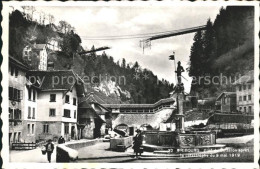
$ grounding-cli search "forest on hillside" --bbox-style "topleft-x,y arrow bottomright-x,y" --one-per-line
188,6 -> 254,98
81,46 -> 174,103
9,8 -> 173,104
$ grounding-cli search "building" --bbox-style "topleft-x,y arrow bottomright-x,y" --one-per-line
216,92 -> 237,113
207,113 -> 254,131
103,98 -> 175,115
197,97 -> 216,112
102,98 -> 176,133
77,101 -> 107,139
23,77 -> 40,143
23,44 -> 48,71
9,56 -> 28,145
234,70 -> 254,114
27,70 -> 85,141
47,37 -> 61,51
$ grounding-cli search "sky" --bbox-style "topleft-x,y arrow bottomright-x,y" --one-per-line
14,5 -> 222,93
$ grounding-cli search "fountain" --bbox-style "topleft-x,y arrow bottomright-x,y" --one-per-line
142,60 -> 225,153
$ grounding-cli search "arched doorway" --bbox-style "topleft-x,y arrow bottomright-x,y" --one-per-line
140,124 -> 153,131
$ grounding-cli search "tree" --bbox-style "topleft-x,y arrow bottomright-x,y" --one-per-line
121,58 -> 126,68
60,30 -> 82,57
202,19 -> 216,76
58,20 -> 71,34
48,14 -> 55,24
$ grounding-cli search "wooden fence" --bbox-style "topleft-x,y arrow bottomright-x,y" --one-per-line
12,142 -> 36,150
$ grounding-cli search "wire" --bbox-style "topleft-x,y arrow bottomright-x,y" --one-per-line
80,25 -> 206,40
80,28 -> 191,39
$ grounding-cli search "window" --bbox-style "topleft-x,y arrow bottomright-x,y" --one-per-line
50,94 -> 56,102
9,108 -> 13,119
248,84 -> 251,89
63,109 -> 70,118
244,107 -> 247,113
28,88 -> 32,100
32,124 -> 35,134
239,96 -> 242,101
9,87 -> 22,101
249,106 -> 252,113
15,68 -> 18,77
32,89 -> 36,101
64,124 -> 69,134
43,124 -> 49,133
243,85 -> 246,90
32,108 -> 35,119
65,95 -> 70,103
49,109 -> 56,117
28,107 -> 31,119
9,87 -> 13,100
248,95 -> 251,101
239,85 -> 242,91
239,107 -> 242,111
14,88 -> 18,100
10,66 -> 14,76
14,109 -> 21,120
74,110 -> 76,119
27,124 -> 30,134
222,97 -> 226,105
243,96 -> 247,101
73,98 -> 76,106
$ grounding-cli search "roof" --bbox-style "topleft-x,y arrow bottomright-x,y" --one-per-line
78,100 -> 106,123
78,101 -> 92,109
78,85 -> 121,104
32,44 -> 46,50
9,55 -> 29,71
83,92 -> 107,104
216,92 -> 236,101
197,97 -> 216,105
102,98 -> 175,109
234,70 -> 254,85
207,113 -> 254,124
27,70 -> 85,95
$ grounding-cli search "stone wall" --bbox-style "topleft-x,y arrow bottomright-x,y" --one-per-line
56,139 -> 102,162
113,109 -> 173,129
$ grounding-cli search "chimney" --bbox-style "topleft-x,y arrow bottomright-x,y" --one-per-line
47,62 -> 54,70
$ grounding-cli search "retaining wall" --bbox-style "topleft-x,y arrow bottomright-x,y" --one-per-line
56,139 -> 102,162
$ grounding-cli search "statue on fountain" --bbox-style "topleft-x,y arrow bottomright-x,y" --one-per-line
173,61 -> 185,94
175,61 -> 184,84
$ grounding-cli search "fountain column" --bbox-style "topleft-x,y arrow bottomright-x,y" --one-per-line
175,93 -> 185,133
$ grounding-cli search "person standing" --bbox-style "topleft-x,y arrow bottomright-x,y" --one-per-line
133,129 -> 143,158
58,136 -> 65,144
45,139 -> 54,163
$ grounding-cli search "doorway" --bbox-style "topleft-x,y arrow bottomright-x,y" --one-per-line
71,126 -> 75,139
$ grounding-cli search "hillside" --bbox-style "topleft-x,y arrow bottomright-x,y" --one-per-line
9,9 -> 173,104
188,6 -> 254,98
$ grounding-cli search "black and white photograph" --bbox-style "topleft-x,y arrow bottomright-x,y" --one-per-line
1,1 -> 259,168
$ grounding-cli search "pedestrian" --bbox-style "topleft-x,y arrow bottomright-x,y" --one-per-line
45,139 -> 54,163
58,136 -> 65,144
132,129 -> 143,158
